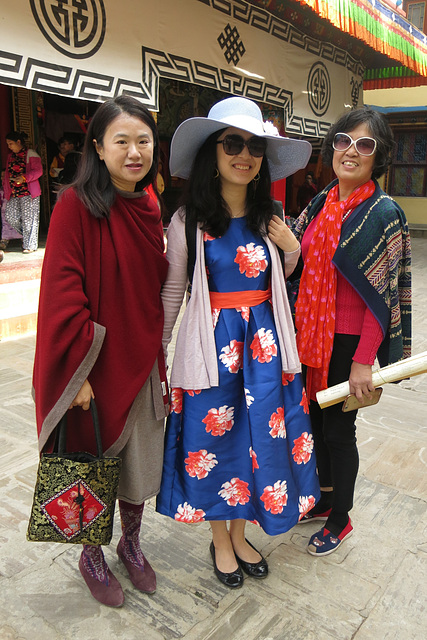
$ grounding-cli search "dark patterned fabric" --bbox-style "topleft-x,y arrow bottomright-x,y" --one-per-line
292,179 -> 412,367
27,453 -> 121,544
7,150 -> 30,197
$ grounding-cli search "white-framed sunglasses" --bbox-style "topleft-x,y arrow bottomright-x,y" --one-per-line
332,132 -> 377,157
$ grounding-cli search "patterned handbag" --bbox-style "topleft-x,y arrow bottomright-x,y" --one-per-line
27,399 -> 121,545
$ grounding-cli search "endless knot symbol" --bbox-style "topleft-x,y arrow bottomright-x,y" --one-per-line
307,62 -> 331,117
30,0 -> 106,59
218,24 -> 246,65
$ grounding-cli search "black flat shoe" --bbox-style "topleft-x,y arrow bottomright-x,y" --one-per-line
234,539 -> 268,579
210,541 -> 243,588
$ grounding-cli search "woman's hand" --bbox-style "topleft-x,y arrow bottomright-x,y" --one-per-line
268,215 -> 299,252
13,176 -> 24,185
348,361 -> 375,403
69,379 -> 94,411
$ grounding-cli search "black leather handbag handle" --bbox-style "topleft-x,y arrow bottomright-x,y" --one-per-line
54,398 -> 104,459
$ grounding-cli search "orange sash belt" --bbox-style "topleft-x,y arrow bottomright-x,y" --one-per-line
209,289 -> 271,309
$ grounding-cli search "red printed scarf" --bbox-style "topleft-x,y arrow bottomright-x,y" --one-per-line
295,179 -> 375,400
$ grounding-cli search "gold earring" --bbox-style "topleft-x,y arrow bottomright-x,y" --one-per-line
213,168 -> 219,179
252,173 -> 260,198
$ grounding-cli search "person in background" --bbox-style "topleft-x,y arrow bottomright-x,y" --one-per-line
297,171 -> 317,213
57,149 -> 82,185
2,131 -> 42,253
157,96 -> 320,588
33,96 -> 168,607
49,135 -> 75,178
292,106 -> 411,556
0,174 -> 23,250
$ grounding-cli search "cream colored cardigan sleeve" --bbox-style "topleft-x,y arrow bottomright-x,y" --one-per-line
161,209 -> 302,391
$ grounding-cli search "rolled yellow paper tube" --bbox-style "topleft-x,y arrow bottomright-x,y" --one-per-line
316,351 -> 427,409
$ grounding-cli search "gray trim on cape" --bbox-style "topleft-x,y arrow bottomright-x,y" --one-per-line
35,321 -> 106,453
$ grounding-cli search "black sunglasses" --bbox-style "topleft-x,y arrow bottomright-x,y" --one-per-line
332,132 -> 377,156
217,134 -> 267,158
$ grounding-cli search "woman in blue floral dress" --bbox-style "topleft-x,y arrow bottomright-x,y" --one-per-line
157,97 -> 320,588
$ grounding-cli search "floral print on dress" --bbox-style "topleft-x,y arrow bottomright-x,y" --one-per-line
186,389 -> 201,397
202,405 -> 234,436
251,328 -> 277,363
234,243 -> 268,278
237,307 -> 250,322
292,432 -> 314,464
260,480 -> 288,514
171,388 -> 183,414
157,217 -> 320,536
204,232 -> 216,241
282,372 -> 295,386
249,447 -> 259,471
244,388 -> 254,408
298,495 -> 316,520
212,308 -> 221,329
269,407 -> 286,439
174,502 -> 206,523
218,477 -> 250,506
300,388 -> 309,414
219,340 -> 244,373
185,450 -> 218,479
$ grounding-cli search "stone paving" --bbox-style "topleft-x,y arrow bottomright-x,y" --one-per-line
0,238 -> 46,341
0,238 -> 426,640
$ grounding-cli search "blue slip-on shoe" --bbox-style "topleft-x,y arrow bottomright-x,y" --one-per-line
307,519 -> 353,556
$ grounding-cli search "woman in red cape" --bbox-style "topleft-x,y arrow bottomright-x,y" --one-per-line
32,96 -> 168,607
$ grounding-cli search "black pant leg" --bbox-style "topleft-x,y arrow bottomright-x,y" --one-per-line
308,399 -> 332,487
309,334 -> 360,517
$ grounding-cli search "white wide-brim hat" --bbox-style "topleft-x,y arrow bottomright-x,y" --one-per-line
169,96 -> 312,182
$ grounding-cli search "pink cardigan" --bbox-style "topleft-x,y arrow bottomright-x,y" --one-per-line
161,208 -> 302,390
3,149 -> 43,200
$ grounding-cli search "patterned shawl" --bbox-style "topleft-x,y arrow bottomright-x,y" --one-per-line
292,178 -> 412,369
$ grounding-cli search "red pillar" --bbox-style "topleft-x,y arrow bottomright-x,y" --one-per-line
0,84 -> 12,170
271,177 -> 286,208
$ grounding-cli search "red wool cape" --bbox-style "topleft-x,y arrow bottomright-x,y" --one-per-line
33,188 -> 168,456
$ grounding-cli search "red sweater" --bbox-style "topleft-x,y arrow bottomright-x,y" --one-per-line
301,216 -> 383,365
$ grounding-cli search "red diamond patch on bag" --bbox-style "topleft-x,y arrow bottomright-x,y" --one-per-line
41,479 -> 107,540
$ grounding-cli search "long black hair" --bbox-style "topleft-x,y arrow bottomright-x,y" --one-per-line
72,96 -> 160,219
181,129 -> 274,237
321,107 -> 394,180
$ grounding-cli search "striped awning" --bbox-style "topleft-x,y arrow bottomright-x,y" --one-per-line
364,66 -> 427,88
250,0 -> 427,86
297,0 -> 427,76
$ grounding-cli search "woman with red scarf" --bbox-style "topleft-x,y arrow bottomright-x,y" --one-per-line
2,131 -> 42,252
33,96 -> 168,607
292,107 -> 411,556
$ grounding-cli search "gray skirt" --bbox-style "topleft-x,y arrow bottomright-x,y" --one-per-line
114,361 -> 166,505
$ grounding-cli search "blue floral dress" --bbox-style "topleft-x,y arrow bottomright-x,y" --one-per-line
157,218 -> 320,535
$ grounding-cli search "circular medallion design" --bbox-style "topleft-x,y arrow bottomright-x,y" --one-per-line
307,62 -> 331,117
30,0 -> 106,59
